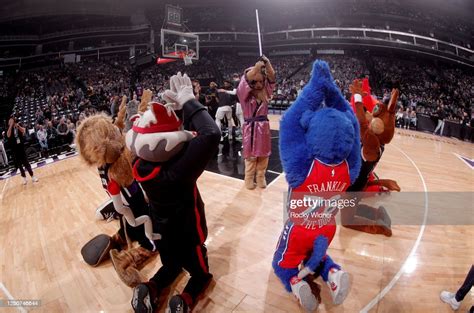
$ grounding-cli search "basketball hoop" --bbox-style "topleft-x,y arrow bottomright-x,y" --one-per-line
183,50 -> 195,66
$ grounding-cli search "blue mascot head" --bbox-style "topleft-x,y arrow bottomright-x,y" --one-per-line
279,60 -> 361,188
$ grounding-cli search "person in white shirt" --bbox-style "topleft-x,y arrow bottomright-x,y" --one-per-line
218,80 -> 244,141
36,124 -> 48,156
0,131 -> 8,167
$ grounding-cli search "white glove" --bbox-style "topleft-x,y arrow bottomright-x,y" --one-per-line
162,72 -> 194,110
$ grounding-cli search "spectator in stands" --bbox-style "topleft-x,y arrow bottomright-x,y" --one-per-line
403,108 -> 410,129
205,82 -> 219,119
56,117 -> 70,145
67,119 -> 76,142
220,75 -> 244,141
46,120 -> 57,148
433,105 -> 446,136
6,116 -> 38,185
410,109 -> 417,128
109,96 -> 120,118
396,107 -> 404,127
0,131 -> 8,167
125,93 -> 139,132
36,124 -> 48,157
35,109 -> 45,125
192,80 -> 206,106
460,111 -> 471,141
216,80 -> 235,141
76,113 -> 86,128
44,106 -> 52,121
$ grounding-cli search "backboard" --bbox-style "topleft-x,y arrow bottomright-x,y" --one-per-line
161,28 -> 199,60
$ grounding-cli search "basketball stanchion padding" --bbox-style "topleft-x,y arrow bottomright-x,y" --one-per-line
81,234 -> 114,266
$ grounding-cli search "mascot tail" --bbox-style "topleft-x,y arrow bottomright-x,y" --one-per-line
297,235 -> 328,279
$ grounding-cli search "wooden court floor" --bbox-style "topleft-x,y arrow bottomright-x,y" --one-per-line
0,114 -> 473,312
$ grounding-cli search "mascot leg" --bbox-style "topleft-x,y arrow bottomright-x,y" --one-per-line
132,240 -> 183,312
131,265 -> 182,313
357,204 -> 392,228
272,229 -> 318,311
110,246 -> 158,288
244,158 -> 257,190
272,260 -> 318,312
341,204 -> 392,237
256,156 -> 269,188
169,244 -> 214,312
320,255 -> 350,305
110,217 -> 159,288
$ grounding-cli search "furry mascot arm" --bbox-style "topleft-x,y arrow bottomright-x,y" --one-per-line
114,95 -> 127,130
297,236 -> 328,279
237,61 -> 264,102
349,79 -> 381,164
280,61 -> 331,188
261,55 -> 276,83
237,58 -> 275,104
349,80 -> 369,137
163,99 -> 221,182
161,73 -> 221,182
138,90 -> 153,114
325,76 -> 361,183
107,178 -> 161,243
345,108 -> 362,184
367,178 -> 401,191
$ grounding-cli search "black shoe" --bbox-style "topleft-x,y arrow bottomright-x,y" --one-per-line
96,201 -> 120,222
168,295 -> 189,313
131,283 -> 155,313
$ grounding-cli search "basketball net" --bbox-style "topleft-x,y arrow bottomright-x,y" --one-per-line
183,50 -> 195,66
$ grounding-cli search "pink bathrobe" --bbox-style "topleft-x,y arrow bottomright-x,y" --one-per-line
237,75 -> 275,159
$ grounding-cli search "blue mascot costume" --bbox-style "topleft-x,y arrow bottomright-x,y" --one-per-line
272,60 -> 361,311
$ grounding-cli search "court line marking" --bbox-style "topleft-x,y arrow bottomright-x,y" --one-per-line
267,170 -> 282,175
453,153 -> 474,170
0,151 -> 79,181
0,282 -> 27,313
204,170 -> 243,182
360,145 -> 429,313
267,173 -> 283,188
204,169 -> 284,188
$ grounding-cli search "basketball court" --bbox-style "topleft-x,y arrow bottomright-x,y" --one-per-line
1,114 -> 472,312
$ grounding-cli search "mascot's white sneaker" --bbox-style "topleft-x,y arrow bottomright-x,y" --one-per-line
327,268 -> 350,305
290,276 -> 318,312
440,291 -> 460,310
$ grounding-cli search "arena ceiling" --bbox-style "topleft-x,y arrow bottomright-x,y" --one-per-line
0,0 -> 472,23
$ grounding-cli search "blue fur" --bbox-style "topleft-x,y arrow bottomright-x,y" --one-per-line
274,60 -> 359,295
305,235 -> 328,271
272,235 -> 340,291
279,60 -> 361,187
272,258 -> 299,292
321,255 -> 340,282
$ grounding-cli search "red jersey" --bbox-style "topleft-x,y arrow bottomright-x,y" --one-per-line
288,158 -> 351,229
275,159 -> 351,268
